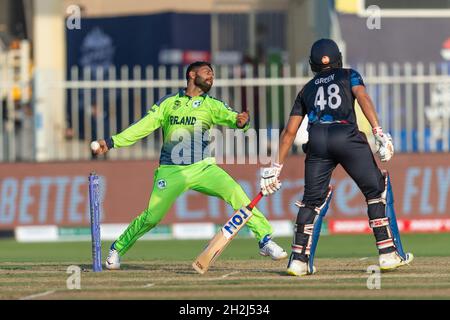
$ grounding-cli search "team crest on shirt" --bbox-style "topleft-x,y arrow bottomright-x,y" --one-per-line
192,100 -> 202,108
173,100 -> 181,110
157,179 -> 167,189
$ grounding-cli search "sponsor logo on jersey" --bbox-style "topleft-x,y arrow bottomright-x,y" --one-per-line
173,100 -> 181,110
192,100 -> 202,108
169,116 -> 197,125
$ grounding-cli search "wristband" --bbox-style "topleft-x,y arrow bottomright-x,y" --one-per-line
105,137 -> 115,149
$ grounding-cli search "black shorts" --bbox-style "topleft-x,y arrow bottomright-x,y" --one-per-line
302,123 -> 384,206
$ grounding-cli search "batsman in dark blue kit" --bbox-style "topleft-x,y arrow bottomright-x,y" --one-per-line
260,39 -> 414,276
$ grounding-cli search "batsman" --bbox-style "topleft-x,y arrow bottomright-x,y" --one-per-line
92,61 -> 287,269
260,39 -> 413,276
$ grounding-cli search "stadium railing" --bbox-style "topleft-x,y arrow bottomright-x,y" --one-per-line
0,62 -> 449,162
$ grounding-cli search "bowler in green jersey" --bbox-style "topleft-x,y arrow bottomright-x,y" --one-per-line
93,61 -> 287,270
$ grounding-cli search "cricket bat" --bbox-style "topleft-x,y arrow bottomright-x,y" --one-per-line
192,192 -> 264,274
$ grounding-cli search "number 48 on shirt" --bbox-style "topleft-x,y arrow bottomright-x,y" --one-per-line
314,84 -> 342,110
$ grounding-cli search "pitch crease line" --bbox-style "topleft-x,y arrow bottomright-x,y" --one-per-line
221,271 -> 240,278
19,290 -> 56,300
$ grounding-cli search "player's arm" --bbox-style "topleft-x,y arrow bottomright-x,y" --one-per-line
211,99 -> 250,131
352,85 -> 380,128
93,103 -> 164,155
351,70 -> 393,161
260,90 -> 305,196
277,115 -> 303,165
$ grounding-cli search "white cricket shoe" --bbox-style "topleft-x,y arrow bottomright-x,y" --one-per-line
379,251 -> 414,271
105,243 -> 121,270
286,257 -> 316,276
259,239 -> 288,260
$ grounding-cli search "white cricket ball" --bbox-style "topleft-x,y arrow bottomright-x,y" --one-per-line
90,141 -> 100,151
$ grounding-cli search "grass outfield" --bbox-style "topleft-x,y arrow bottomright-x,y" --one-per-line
0,233 -> 450,300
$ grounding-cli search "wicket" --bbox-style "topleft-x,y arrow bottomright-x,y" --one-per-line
88,172 -> 102,272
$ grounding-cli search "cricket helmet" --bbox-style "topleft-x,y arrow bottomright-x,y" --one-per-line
309,39 -> 342,73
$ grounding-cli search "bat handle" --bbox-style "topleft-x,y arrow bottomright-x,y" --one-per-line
247,192 -> 264,210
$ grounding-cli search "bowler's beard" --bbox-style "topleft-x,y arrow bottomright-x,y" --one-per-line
194,75 -> 212,93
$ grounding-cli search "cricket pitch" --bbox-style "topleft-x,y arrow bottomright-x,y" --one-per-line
1,257 -> 450,300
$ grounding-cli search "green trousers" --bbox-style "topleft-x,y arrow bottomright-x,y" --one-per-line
114,158 -> 273,255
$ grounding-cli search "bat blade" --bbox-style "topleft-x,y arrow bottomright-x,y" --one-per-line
192,232 -> 231,274
192,192 -> 263,274
192,207 -> 253,274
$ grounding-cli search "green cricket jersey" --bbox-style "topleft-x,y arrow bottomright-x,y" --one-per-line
108,89 -> 249,165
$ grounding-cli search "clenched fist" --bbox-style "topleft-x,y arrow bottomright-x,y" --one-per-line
236,111 -> 250,128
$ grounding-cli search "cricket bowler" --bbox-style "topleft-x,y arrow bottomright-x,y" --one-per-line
92,61 -> 287,269
260,39 -> 413,276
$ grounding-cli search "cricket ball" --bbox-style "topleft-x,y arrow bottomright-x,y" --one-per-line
90,141 -> 100,151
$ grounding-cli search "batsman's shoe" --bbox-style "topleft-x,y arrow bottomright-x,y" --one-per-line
379,251 -> 414,271
259,236 -> 288,260
286,258 -> 316,276
105,242 -> 121,270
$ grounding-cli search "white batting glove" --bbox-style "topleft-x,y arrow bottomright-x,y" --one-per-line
373,127 -> 394,162
260,163 -> 283,196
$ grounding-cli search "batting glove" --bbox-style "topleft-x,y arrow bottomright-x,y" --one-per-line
373,127 -> 394,162
260,163 -> 283,196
